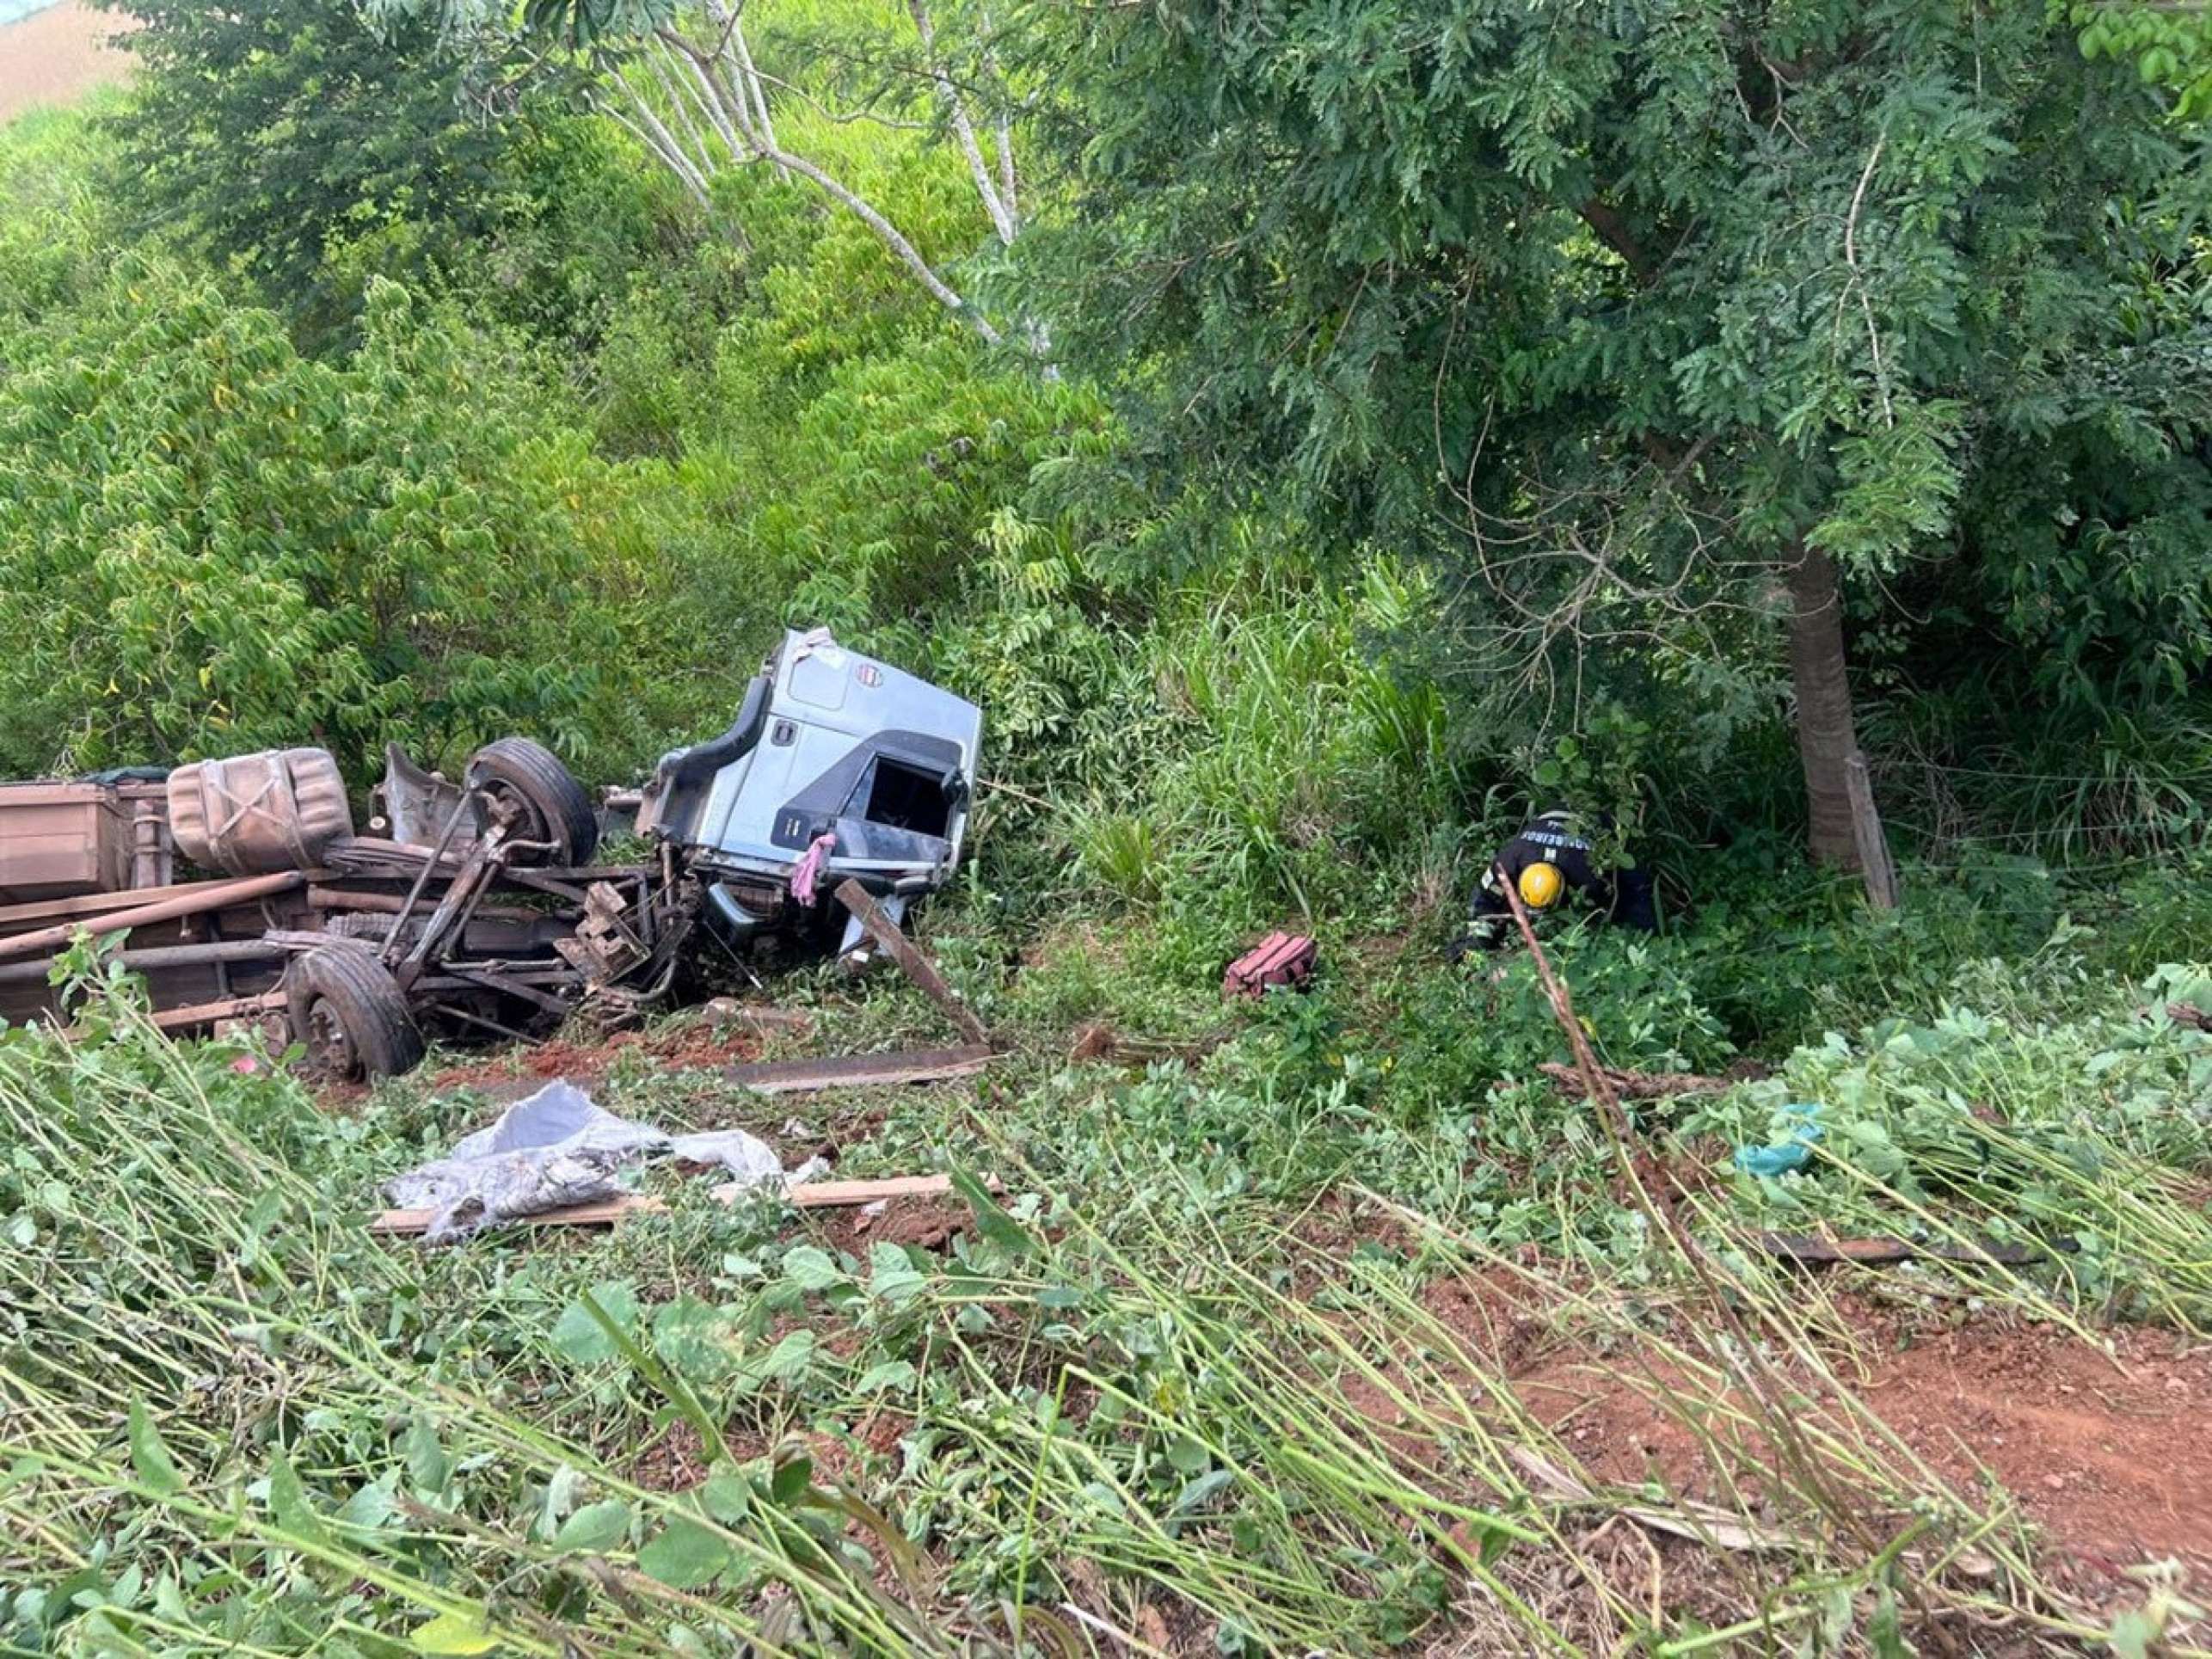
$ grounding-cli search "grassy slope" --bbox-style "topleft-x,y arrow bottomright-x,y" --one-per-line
3,901 -> 2209,1655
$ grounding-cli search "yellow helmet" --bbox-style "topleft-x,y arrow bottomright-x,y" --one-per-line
1517,861 -> 1565,910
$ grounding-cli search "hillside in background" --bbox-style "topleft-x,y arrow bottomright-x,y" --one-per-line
0,1 -> 129,122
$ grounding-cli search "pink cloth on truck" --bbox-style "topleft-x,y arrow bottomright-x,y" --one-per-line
790,832 -> 839,906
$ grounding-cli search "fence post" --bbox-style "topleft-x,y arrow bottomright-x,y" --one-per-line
1844,751 -> 1900,910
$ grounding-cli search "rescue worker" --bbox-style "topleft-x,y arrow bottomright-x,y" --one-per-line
1450,807 -> 1657,956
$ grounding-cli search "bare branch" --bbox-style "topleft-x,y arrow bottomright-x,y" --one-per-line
907,0 -> 1017,243
603,68 -> 714,209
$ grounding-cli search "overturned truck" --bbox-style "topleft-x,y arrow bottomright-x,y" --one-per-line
0,630 -> 982,1078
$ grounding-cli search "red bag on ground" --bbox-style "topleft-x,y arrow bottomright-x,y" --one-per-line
1223,931 -> 1318,998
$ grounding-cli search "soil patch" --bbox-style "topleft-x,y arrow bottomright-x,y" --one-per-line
1505,1310 -> 2212,1588
0,1 -> 132,122
427,1019 -> 763,1093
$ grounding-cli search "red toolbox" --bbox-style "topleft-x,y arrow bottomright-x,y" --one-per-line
1223,931 -> 1318,998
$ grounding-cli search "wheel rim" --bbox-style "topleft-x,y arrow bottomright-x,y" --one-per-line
304,996 -> 358,1075
481,778 -> 554,848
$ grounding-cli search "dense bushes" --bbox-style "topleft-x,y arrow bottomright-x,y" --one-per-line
0,261 -> 643,777
4,0 -> 2209,982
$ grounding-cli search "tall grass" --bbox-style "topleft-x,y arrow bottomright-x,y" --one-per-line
7,946 -> 2211,1653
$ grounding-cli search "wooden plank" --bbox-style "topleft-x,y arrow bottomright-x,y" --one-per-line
833,878 -> 991,1046
722,1044 -> 992,1096
151,992 -> 286,1032
759,1173 -> 964,1207
369,1195 -> 667,1235
370,1173 -> 990,1236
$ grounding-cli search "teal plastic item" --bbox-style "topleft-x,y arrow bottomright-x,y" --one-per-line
1735,1101 -> 1825,1177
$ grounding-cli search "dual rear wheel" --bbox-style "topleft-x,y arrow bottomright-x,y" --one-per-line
287,736 -> 595,1079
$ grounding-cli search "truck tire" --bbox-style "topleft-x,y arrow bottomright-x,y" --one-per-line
467,737 -> 599,867
287,946 -> 425,1079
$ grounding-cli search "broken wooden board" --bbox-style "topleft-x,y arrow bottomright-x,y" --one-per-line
1537,1061 -> 1747,1100
710,1172 -> 968,1207
833,878 -> 992,1047
369,1172 -> 980,1235
722,1044 -> 992,1096
1750,1231 -> 2040,1267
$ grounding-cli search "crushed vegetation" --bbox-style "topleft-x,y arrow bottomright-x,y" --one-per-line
5,884 -> 2211,1653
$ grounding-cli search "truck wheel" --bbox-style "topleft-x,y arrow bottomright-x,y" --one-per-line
467,737 -> 599,866
287,947 -> 424,1079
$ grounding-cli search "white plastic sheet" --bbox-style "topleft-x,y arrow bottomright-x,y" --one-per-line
384,1078 -> 820,1243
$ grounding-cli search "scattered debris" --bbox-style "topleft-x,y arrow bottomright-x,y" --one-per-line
1501,1443 -> 1802,1554
380,1078 -> 827,1243
1733,1102 -> 1826,1177
1538,1061 -> 1742,1100
702,997 -> 817,1038
723,1045 -> 993,1096
1067,1020 -> 1233,1069
1223,931 -> 1317,999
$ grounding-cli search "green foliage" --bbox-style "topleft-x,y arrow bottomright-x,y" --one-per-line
2069,0 -> 2212,121
0,261 -> 644,777
101,0 -> 532,339
1021,0 -> 2212,846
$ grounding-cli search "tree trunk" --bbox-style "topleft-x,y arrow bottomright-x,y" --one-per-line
1785,539 -> 1868,868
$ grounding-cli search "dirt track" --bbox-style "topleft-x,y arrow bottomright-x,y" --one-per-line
0,1 -> 132,125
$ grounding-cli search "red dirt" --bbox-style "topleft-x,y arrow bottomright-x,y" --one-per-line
808,1194 -> 970,1259
0,2 -> 133,123
1398,1263 -> 2212,1594
427,1019 -> 762,1093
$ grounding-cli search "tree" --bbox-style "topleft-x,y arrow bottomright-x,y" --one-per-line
367,0 -> 1036,350
1023,0 -> 2212,868
0,264 -> 634,777
102,0 -> 529,335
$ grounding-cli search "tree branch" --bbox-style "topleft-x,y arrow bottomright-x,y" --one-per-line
907,0 -> 1017,244
1576,196 -> 1655,284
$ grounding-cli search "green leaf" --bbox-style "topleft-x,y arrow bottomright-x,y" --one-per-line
770,1452 -> 814,1506
267,1450 -> 329,1549
552,1498 -> 635,1552
403,1415 -> 450,1494
652,1294 -> 737,1383
128,1399 -> 184,1496
550,1281 -> 638,1365
855,1359 -> 918,1395
734,1330 -> 816,1394
701,1462 -> 753,1524
1166,1435 -> 1211,1476
411,1610 -> 499,1655
637,1516 -> 734,1589
866,1241 -> 926,1305
951,1168 -> 1035,1258
780,1245 -> 844,1292
1174,1469 -> 1235,1514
